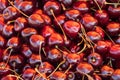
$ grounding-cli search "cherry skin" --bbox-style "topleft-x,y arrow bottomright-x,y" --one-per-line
0,0 -> 8,13
111,69 -> 120,80
0,20 -> 4,33
49,71 -> 66,80
2,24 -> 14,38
33,9 -> 43,15
73,1 -> 90,14
29,34 -> 45,51
48,32 -> 64,47
41,14 -> 52,25
106,22 -> 120,37
66,71 -> 75,80
14,17 -> 28,32
94,10 -> 109,26
101,65 -> 114,78
109,44 -> 120,59
43,0 -> 61,16
28,53 -> 41,68
34,73 -> 47,80
0,35 -> 6,48
63,20 -> 81,38
81,14 -> 98,31
58,0 -> 74,7
65,9 -> 81,20
28,14 -> 45,28
94,26 -> 105,38
87,52 -> 103,67
22,64 -> 31,72
41,25 -> 55,39
1,75 -> 17,80
21,44 -> 32,58
87,31 -> 102,43
93,74 -> 102,80
38,62 -> 54,75
18,1 -> 35,15
22,68 -> 36,80
14,0 -> 23,8
3,6 -> 19,21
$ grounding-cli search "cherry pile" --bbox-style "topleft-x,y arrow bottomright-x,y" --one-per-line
0,0 -> 120,80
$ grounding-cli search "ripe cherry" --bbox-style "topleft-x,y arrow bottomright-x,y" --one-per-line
0,35 -> 6,48
111,69 -> 120,80
0,0 -> 8,13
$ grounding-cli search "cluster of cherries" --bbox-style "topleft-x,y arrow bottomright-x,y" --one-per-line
0,0 -> 120,80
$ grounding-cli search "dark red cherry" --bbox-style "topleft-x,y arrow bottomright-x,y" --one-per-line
0,14 -> 4,22
58,0 -> 74,7
101,65 -> 114,77
14,17 -> 28,32
87,52 -> 103,67
0,21 -> 4,34
21,44 -> 32,58
76,62 -> 94,74
106,22 -> 120,36
94,10 -> 109,26
63,20 -> 81,38
28,14 -> 45,28
43,1 -> 61,16
65,9 -> 81,20
18,1 -> 34,15
6,37 -> 20,49
41,14 -> 52,25
14,0 -> 23,8
21,27 -> 37,38
0,62 -> 11,76
33,9 -> 43,15
0,0 -> 8,13
34,73 -> 47,80
9,54 -> 24,69
0,35 -> 6,48
29,34 -> 45,51
3,6 -> 19,21
48,32 -> 64,46
87,31 -> 102,43
108,6 -> 120,18
22,68 -> 36,80
73,1 -> 90,14
1,75 -> 17,80
111,69 -> 120,80
28,53 -> 41,67
47,48 -> 62,62
2,24 -> 14,38
38,62 -> 54,75
41,25 -> 55,38
54,14 -> 66,29
109,44 -> 120,59
49,71 -> 66,80
93,74 -> 102,80
81,14 -> 98,31
95,26 -> 105,38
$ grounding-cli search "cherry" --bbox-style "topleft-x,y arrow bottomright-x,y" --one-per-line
0,21 -> 5,33
87,52 -> 103,67
18,1 -> 35,15
93,74 -> 102,80
63,20 -> 81,38
94,10 -> 109,26
2,24 -> 14,38
81,14 -> 98,31
48,32 -> 64,46
87,31 -> 102,43
106,22 -> 120,37
76,62 -> 94,74
0,35 -> 6,48
34,73 -> 47,80
73,1 -> 90,14
109,44 -> 120,59
21,44 -> 32,58
95,26 -> 105,38
41,25 -> 55,39
54,14 -> 66,29
0,62 -> 11,76
49,71 -> 66,80
41,14 -> 52,25
101,65 -> 114,78
33,9 -> 43,15
58,0 -> 74,7
38,62 -> 54,75
3,6 -> 20,21
43,1 -> 61,16
14,17 -> 28,32
22,68 -> 36,80
22,64 -> 31,72
14,0 -> 23,8
0,0 -> 8,13
65,9 -> 81,21
111,69 -> 120,80
28,13 -> 45,28
1,75 -> 17,80
28,53 -> 41,68
47,48 -> 62,62
29,34 -> 45,51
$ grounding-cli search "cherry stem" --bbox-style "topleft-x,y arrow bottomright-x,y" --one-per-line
82,74 -> 85,80
93,0 -> 101,10
42,48 -> 46,56
50,9 -> 67,41
61,3 -> 66,11
8,0 -> 29,18
47,60 -> 66,78
77,39 -> 83,46
62,64 -> 72,77
77,42 -> 87,54
39,42 -> 43,68
7,20 -> 15,24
